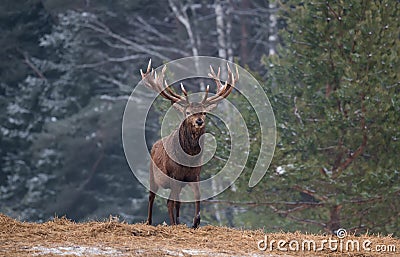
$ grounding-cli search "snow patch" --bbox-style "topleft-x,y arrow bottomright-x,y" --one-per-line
30,245 -> 125,256
28,245 -> 287,256
276,166 -> 286,175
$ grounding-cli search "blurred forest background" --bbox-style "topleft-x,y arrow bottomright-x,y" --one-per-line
0,0 -> 399,236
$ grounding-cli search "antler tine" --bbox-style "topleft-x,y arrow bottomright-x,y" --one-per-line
204,63 -> 239,105
226,62 -> 231,74
140,60 -> 185,103
208,65 -> 224,91
216,67 -> 222,90
140,59 -> 151,78
180,83 -> 187,96
209,65 -> 215,76
161,65 -> 188,104
164,81 -> 183,100
161,63 -> 166,75
202,85 -> 210,103
159,64 -> 186,102
147,58 -> 152,73
226,63 -> 239,83
226,63 -> 239,88
180,83 -> 189,103
151,68 -> 155,80
207,66 -> 214,81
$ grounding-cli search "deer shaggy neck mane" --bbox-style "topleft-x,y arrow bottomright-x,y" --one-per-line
178,119 -> 205,156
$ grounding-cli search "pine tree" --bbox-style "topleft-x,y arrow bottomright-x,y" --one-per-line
258,0 -> 399,234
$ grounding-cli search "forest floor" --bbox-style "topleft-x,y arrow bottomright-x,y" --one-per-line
0,214 -> 398,257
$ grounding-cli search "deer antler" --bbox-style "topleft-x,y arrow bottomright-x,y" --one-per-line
140,59 -> 189,105
203,63 -> 239,105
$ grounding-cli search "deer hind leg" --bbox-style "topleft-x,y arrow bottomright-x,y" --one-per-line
167,198 -> 175,225
167,184 -> 182,225
190,182 -> 201,228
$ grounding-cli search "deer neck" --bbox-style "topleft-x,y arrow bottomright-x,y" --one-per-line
178,123 -> 204,156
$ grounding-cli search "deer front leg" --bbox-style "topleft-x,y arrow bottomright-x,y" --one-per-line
175,200 -> 181,225
190,182 -> 201,228
146,166 -> 158,225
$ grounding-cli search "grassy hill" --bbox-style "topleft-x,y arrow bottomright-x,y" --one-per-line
0,214 -> 398,256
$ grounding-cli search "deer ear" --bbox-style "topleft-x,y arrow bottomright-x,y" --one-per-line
204,103 -> 218,112
172,102 -> 185,113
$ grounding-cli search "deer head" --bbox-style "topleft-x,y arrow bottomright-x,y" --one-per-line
140,59 -> 239,132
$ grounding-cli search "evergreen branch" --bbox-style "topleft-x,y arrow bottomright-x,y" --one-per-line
292,185 -> 328,201
269,204 -> 308,215
21,51 -> 47,81
333,94 -> 367,178
344,196 -> 383,205
285,214 -> 327,228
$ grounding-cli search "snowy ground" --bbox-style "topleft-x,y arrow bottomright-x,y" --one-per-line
28,245 -> 286,256
29,245 -> 219,256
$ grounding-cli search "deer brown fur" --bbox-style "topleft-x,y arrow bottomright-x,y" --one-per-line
140,60 -> 238,228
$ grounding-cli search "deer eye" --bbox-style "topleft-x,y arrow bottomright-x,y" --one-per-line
202,112 -> 207,116
186,111 -> 190,115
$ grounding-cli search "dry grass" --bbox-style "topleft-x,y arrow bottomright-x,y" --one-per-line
0,213 -> 398,256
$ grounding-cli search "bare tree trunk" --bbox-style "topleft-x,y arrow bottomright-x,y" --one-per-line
240,0 -> 249,64
327,205 -> 342,233
214,0 -> 239,224
226,0 -> 233,62
189,3 -> 205,90
190,4 -> 202,56
168,0 -> 201,90
169,0 -> 199,57
215,0 -> 227,60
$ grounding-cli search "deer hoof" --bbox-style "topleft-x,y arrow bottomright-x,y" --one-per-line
192,214 -> 201,229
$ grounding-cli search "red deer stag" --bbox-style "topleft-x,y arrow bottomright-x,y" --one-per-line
140,60 -> 238,228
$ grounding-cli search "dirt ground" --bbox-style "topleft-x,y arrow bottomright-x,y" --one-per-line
0,214 -> 398,256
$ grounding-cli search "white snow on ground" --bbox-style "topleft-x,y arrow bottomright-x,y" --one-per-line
30,245 -> 125,256
28,245 -> 291,256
